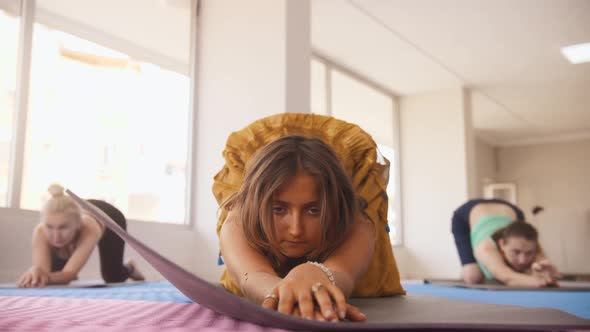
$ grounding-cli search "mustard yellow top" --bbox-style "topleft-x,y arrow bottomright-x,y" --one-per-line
212,113 -> 405,297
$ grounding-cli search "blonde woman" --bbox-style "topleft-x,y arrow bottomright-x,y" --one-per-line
17,184 -> 144,287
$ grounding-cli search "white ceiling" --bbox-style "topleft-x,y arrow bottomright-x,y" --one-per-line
34,0 -> 191,74
311,0 -> 590,146
4,0 -> 588,146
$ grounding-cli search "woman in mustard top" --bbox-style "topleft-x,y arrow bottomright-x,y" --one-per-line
214,113 -> 405,322
218,135 -> 373,322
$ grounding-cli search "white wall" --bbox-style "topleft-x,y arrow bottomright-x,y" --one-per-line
394,88 -> 473,279
192,0 -> 310,281
474,137 -> 497,196
496,139 -> 590,273
0,0 -> 311,283
0,208 -> 199,282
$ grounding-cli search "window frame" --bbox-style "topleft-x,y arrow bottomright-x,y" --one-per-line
312,52 -> 404,246
0,0 -> 199,227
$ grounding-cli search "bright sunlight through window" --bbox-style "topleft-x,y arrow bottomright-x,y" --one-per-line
19,23 -> 190,223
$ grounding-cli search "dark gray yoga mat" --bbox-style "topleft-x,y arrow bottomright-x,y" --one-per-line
67,189 -> 590,331
425,278 -> 590,291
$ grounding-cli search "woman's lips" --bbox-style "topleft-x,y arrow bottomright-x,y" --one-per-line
284,240 -> 305,245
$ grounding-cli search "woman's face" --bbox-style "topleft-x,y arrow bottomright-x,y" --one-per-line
43,212 -> 79,248
271,173 -> 323,259
499,236 -> 537,272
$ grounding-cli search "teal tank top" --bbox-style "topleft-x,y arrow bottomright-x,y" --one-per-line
470,215 -> 513,279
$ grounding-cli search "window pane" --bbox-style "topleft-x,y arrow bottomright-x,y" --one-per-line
331,70 -> 394,146
311,59 -> 327,115
378,144 -> 401,245
0,8 -> 20,207
21,1 -> 191,224
331,70 -> 401,244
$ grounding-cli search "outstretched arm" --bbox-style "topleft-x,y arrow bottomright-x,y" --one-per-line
220,211 -> 371,321
320,217 -> 375,296
17,225 -> 52,287
279,217 -> 375,321
263,215 -> 373,322
219,210 -> 281,304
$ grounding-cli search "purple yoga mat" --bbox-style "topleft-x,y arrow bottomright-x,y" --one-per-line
66,189 -> 590,331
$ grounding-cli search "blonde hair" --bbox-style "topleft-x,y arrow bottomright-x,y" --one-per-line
41,183 -> 82,224
222,135 -> 361,269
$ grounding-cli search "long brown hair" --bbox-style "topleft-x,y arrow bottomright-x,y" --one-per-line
492,221 -> 539,244
222,135 -> 361,268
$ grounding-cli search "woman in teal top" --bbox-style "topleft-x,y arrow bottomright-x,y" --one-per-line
470,215 -> 513,279
471,214 -> 560,287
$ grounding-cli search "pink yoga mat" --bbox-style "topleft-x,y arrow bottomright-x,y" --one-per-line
65,189 -> 590,331
0,296 -> 288,332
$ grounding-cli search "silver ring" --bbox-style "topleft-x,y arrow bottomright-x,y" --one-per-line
311,282 -> 324,294
264,293 -> 278,302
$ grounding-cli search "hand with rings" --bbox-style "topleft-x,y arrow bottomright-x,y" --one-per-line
260,264 -> 367,322
311,282 -> 324,294
260,263 -> 345,322
264,293 -> 279,303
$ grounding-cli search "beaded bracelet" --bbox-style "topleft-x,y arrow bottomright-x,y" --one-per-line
307,261 -> 336,285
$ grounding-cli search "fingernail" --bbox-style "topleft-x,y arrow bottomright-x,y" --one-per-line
331,317 -> 339,322
325,310 -> 333,318
305,316 -> 313,320
339,310 -> 346,319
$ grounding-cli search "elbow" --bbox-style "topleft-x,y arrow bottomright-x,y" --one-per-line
461,264 -> 484,284
463,273 -> 483,284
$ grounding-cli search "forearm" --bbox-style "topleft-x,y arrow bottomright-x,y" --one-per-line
494,270 -> 521,285
321,221 -> 374,297
239,271 -> 282,304
47,270 -> 77,285
326,269 -> 354,297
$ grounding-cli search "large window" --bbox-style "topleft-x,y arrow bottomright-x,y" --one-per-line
0,6 -> 20,207
1,0 -> 195,224
311,56 -> 403,245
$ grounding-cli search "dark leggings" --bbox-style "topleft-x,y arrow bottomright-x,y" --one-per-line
87,199 -> 131,283
451,198 -> 525,266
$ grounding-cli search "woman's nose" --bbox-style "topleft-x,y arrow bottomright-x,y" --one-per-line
288,213 -> 303,236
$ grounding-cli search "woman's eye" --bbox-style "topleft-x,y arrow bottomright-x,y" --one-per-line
272,206 -> 285,214
307,207 -> 320,215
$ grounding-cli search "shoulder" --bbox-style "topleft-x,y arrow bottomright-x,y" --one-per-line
355,213 -> 375,233
80,214 -> 104,239
32,223 -> 48,241
474,237 -> 497,253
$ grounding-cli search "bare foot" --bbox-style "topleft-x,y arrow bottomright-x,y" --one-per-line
126,259 -> 145,281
